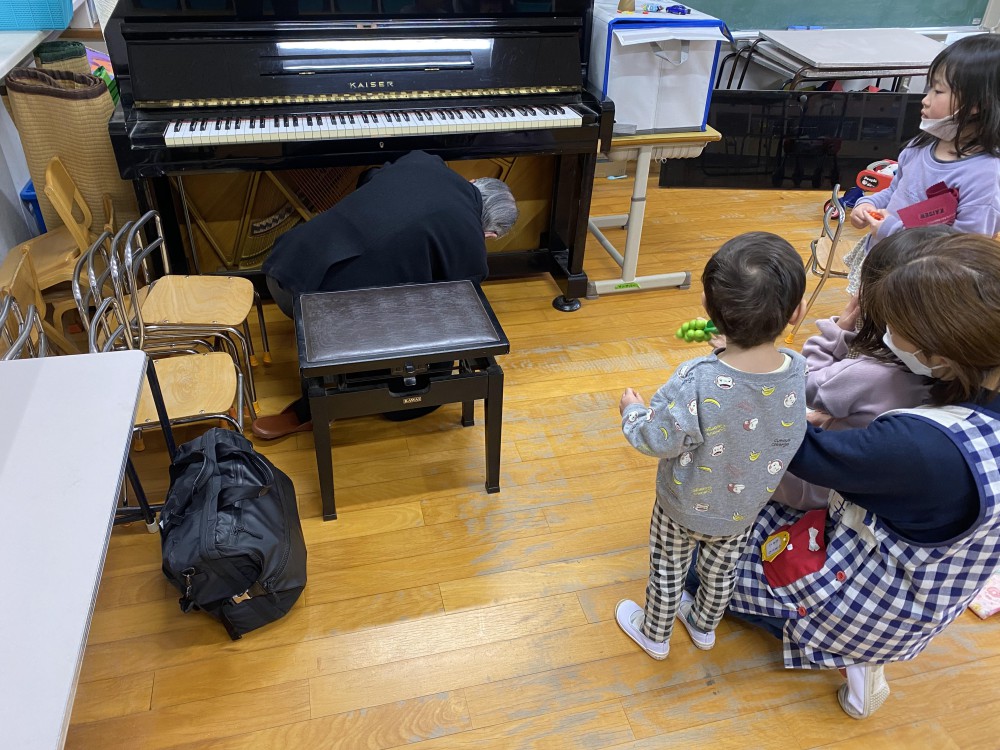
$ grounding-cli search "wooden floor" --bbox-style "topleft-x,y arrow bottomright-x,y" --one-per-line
67,173 -> 999,749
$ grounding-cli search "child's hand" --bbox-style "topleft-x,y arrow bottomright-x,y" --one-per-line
836,296 -> 861,331
850,203 -> 882,229
807,409 -> 834,429
620,388 -> 645,415
850,203 -> 887,230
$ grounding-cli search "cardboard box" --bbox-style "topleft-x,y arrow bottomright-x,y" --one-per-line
589,1 -> 726,133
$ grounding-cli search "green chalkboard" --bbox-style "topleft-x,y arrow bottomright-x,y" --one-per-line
689,1 -> 989,31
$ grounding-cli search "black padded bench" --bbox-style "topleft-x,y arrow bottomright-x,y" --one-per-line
293,281 -> 509,520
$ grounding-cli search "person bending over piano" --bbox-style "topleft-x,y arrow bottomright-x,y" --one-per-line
252,149 -> 518,440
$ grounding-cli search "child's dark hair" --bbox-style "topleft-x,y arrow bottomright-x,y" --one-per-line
702,231 -> 805,348
865,233 -> 1000,404
911,33 -> 1000,157
852,225 -> 961,358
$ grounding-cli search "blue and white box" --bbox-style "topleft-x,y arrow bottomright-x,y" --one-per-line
589,1 -> 726,132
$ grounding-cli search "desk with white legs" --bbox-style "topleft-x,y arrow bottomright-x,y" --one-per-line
0,350 -> 147,750
587,127 -> 722,298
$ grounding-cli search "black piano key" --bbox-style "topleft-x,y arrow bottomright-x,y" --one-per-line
274,116 -> 280,127
339,114 -> 346,124
362,113 -> 369,123
224,119 -> 231,130
215,120 -> 222,130
307,115 -> 313,126
250,117 -> 255,129
402,112 -> 410,121
283,116 -> 290,127
173,121 -> 182,132
292,115 -> 299,126
260,116 -> 266,128
200,120 -> 208,131
234,118 -> 241,129
393,112 -> 401,122
349,114 -> 355,123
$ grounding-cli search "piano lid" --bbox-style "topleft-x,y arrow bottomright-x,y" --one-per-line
109,0 -> 595,23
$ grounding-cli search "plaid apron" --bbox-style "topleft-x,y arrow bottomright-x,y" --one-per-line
729,404 -> 1000,669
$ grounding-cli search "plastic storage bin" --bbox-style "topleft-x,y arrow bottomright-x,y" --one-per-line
20,181 -> 47,235
0,0 -> 74,31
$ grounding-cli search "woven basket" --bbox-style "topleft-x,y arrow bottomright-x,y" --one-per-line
4,67 -> 136,232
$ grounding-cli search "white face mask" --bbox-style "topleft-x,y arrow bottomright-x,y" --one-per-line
883,326 -> 940,378
919,114 -> 960,141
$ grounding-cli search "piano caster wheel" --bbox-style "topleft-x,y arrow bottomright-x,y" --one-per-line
552,295 -> 581,312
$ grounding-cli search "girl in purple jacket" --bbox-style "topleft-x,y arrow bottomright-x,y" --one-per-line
774,226 -> 958,510
844,34 -> 1000,294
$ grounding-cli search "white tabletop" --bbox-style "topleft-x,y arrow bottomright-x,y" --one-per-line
0,0 -> 92,79
760,28 -> 944,69
0,350 -> 146,750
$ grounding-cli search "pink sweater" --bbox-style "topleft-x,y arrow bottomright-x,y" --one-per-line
773,317 -> 932,509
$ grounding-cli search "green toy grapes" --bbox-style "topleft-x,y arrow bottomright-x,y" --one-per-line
675,318 -> 718,343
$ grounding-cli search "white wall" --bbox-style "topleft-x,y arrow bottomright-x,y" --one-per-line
0,97 -> 33,265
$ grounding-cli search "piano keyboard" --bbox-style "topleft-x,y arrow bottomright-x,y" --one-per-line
164,104 -> 583,146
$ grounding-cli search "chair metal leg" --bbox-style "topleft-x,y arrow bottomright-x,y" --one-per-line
244,319 -> 257,367
785,264 -> 835,344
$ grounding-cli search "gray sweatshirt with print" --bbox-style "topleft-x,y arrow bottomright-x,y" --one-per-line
622,350 -> 807,537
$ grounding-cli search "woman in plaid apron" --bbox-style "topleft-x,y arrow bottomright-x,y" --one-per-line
725,233 -> 1000,719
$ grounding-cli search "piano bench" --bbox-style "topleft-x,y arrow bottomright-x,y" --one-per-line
293,281 -> 510,520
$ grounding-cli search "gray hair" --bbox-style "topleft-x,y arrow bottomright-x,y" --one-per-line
471,177 -> 518,238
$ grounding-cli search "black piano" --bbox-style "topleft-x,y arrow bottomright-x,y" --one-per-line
105,0 -> 613,310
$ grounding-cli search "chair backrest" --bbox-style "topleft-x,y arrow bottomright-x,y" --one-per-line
120,210 -> 172,285
43,156 -> 94,253
86,296 -> 135,355
813,184 -> 849,277
0,293 -> 47,360
72,230 -> 115,332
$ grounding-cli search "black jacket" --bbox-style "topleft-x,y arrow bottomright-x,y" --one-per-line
262,151 -> 489,294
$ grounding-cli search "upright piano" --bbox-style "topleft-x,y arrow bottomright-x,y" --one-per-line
105,0 -> 613,309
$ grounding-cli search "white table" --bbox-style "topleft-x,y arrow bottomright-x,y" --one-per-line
0,350 -> 146,750
587,127 -> 722,298
746,29 -> 944,91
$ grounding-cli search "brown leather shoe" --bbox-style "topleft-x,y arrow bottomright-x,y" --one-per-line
251,405 -> 313,440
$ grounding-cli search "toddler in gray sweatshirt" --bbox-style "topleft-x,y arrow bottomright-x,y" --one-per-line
615,231 -> 808,660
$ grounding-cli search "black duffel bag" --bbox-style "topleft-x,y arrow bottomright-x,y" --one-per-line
160,428 -> 307,639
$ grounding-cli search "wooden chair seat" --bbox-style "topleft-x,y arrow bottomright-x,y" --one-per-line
812,234 -> 852,278
133,351 -> 238,425
140,275 -> 255,326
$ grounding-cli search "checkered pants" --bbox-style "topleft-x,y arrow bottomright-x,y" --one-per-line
642,501 -> 752,642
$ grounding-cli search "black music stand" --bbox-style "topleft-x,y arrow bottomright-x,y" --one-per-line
294,281 -> 509,520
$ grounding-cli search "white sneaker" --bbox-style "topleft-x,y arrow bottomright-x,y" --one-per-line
615,599 -> 669,660
676,590 -> 716,650
838,663 -> 890,719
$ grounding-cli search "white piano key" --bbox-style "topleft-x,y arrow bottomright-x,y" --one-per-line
163,103 -> 583,146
